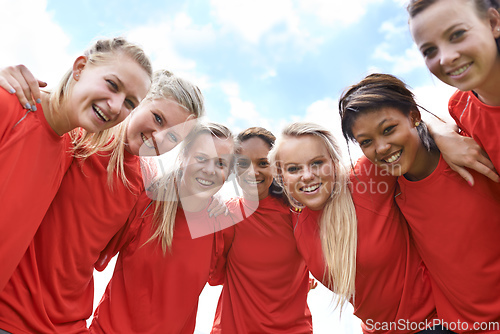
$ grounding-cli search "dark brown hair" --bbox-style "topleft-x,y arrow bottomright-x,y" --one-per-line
338,73 -> 438,152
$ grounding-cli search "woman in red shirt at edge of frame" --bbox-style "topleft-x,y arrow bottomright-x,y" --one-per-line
339,73 -> 500,333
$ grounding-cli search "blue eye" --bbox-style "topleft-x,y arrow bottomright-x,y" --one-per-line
287,166 -> 299,173
153,113 -> 163,125
168,133 -> 178,143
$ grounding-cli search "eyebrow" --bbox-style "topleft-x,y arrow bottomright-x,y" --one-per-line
283,155 -> 325,167
418,23 -> 463,52
354,118 -> 389,140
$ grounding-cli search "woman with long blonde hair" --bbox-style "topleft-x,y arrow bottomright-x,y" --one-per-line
90,122 -> 235,334
0,69 -> 203,334
270,121 -> 441,333
0,36 -> 152,295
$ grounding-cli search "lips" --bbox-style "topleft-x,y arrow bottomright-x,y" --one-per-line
381,150 -> 402,164
244,179 -> 264,185
300,183 -> 321,193
447,63 -> 472,77
93,104 -> 110,122
196,177 -> 215,187
141,133 -> 155,149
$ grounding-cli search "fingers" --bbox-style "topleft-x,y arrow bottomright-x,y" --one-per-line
449,164 -> 475,187
466,160 -> 500,183
0,65 -> 45,111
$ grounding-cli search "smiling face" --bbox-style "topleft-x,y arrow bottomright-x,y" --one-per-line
409,0 -> 500,94
178,133 -> 234,204
279,135 -> 335,211
351,107 -> 431,179
67,54 -> 151,134
125,98 -> 195,156
235,137 -> 274,201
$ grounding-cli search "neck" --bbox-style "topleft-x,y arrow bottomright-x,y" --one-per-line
474,58 -> 500,106
42,92 -> 73,136
404,147 -> 440,181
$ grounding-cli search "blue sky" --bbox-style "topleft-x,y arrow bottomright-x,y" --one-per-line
1,0 -> 458,333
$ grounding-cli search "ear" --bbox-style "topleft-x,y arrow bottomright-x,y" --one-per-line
410,109 -> 422,127
488,7 -> 500,38
72,56 -> 87,81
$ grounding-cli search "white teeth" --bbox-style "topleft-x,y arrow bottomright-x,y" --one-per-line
94,105 -> 109,122
450,64 -> 470,76
196,178 -> 214,186
246,179 -> 263,184
384,151 -> 401,163
302,184 -> 320,192
141,133 -> 154,149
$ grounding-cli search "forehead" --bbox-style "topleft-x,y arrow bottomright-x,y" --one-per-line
280,135 -> 329,163
351,108 -> 408,135
189,133 -> 234,157
150,98 -> 191,123
410,0 -> 479,41
91,53 -> 151,101
238,137 -> 271,157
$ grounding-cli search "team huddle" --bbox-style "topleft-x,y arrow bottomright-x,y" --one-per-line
1,0 -> 500,333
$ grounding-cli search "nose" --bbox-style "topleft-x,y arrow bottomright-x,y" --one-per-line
108,93 -> 127,119
301,166 -> 314,181
375,139 -> 391,155
439,45 -> 459,67
203,161 -> 216,175
152,130 -> 178,155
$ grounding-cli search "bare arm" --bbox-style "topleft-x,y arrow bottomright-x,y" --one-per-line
427,116 -> 499,186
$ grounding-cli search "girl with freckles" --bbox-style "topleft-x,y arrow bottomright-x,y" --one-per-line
0,70 -> 203,334
269,122 -> 444,334
339,73 -> 500,332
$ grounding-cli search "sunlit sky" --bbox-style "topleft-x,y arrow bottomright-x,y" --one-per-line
2,0 -> 458,333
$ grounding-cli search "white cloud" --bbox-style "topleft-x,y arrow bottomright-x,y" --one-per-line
303,97 -> 364,162
210,0 -> 298,44
297,0 -> 385,26
127,12 -> 217,91
412,80 -> 457,123
372,15 -> 426,75
0,0 -> 73,88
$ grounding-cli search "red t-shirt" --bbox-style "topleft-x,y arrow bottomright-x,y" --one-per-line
210,196 -> 312,334
0,149 -> 144,334
294,157 -> 436,334
0,89 -> 72,292
397,155 -> 500,333
91,200 -> 233,334
448,90 -> 500,169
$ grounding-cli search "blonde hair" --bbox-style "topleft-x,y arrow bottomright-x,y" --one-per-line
52,37 -> 153,155
104,70 -> 205,188
148,122 -> 234,253
269,121 -> 357,309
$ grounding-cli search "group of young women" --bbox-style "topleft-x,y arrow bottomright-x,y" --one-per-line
1,0 -> 499,333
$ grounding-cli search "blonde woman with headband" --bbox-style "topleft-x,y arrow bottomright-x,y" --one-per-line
0,36 -> 152,294
0,69 -> 203,334
90,123 -> 235,334
269,122 -> 444,334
